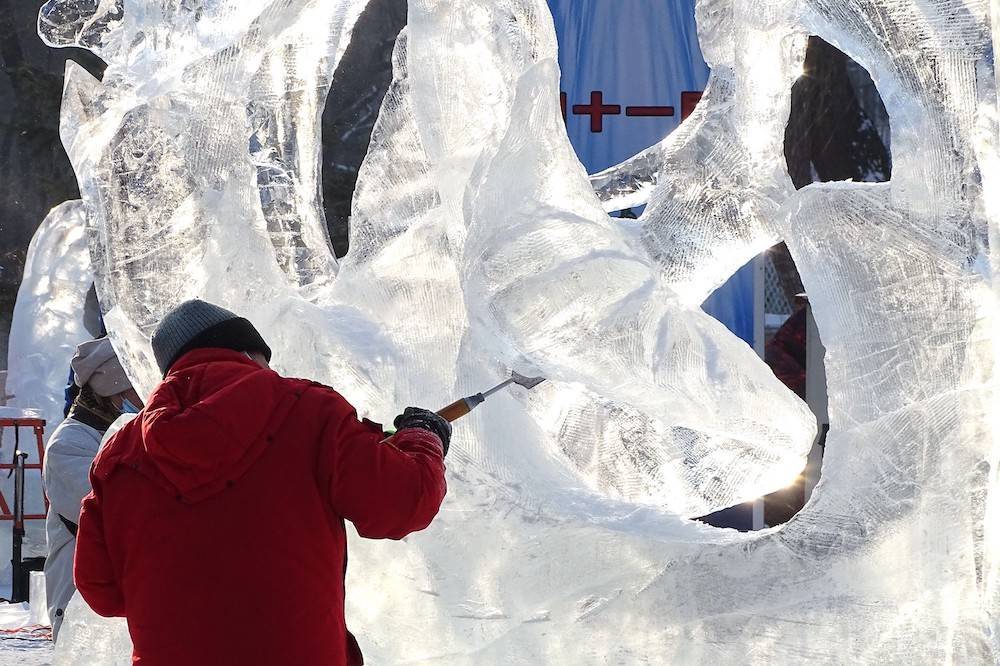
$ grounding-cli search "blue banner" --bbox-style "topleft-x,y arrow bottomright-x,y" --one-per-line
547,0 -> 756,346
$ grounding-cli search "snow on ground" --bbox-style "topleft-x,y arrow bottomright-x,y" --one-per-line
0,602 -> 53,665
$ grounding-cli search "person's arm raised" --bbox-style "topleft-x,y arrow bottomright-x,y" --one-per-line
320,397 -> 448,540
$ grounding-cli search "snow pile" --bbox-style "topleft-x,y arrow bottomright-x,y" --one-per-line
34,0 -> 1000,662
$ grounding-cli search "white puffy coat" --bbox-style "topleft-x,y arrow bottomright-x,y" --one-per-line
42,418 -> 102,641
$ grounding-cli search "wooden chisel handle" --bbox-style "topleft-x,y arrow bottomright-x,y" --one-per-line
383,394 -> 487,443
436,394 -> 486,423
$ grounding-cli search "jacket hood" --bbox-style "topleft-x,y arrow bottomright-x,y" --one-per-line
138,348 -> 297,500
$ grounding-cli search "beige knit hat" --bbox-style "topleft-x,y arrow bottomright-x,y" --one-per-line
71,338 -> 131,397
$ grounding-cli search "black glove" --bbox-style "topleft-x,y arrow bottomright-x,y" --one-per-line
393,407 -> 452,456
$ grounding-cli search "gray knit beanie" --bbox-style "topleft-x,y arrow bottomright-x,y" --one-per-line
151,300 -> 272,376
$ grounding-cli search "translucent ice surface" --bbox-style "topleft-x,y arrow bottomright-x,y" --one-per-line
3,201 -> 93,560
36,0 -> 1000,663
55,593 -> 129,665
6,201 -> 92,438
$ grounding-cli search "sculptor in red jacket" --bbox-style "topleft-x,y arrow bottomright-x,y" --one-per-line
74,300 -> 450,665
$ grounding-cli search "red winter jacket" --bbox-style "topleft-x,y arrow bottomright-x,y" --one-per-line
74,349 -> 447,665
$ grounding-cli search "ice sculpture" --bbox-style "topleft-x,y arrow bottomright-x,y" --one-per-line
6,202 -> 92,437
35,0 -> 1000,663
54,593 -> 129,665
3,201 -> 93,561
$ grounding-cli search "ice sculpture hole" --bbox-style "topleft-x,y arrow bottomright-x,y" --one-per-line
321,0 -> 406,258
701,38 -> 890,531
729,37 -> 888,530
784,37 -> 892,188
698,248 -> 825,532
762,250 -> 825,528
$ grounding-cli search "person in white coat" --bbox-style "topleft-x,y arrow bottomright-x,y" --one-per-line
42,338 -> 142,641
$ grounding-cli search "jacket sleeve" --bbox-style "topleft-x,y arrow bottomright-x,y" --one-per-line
43,427 -> 99,525
319,396 -> 447,540
73,473 -> 125,617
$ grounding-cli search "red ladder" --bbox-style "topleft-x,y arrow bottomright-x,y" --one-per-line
0,418 -> 48,521
0,417 -> 49,602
